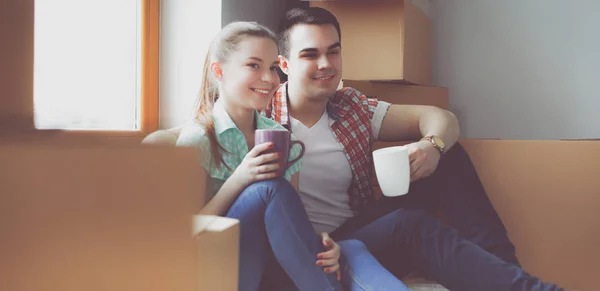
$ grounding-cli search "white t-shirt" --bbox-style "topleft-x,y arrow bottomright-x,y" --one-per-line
290,101 -> 390,234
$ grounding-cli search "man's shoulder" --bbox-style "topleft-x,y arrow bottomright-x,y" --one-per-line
332,86 -> 370,104
330,87 -> 375,117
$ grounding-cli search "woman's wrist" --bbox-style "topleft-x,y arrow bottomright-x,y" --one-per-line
229,168 -> 248,189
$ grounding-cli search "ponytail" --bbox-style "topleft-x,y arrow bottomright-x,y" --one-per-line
194,49 -> 230,170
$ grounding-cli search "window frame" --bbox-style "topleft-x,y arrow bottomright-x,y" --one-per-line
44,0 -> 160,137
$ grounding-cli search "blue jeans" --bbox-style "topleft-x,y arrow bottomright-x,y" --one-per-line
329,143 -> 565,290
226,178 -> 409,291
335,142 -> 519,266
332,209 -> 565,291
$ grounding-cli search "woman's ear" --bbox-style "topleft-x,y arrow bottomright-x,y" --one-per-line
278,55 -> 289,75
210,62 -> 223,81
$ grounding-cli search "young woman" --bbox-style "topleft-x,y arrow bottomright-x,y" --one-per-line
176,21 -> 409,291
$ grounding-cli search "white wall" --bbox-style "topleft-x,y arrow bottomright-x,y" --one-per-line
159,1 -> 221,129
433,0 -> 600,140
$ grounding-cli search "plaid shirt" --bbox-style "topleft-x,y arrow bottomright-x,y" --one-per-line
264,83 -> 381,213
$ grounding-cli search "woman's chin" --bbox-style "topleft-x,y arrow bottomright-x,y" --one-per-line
249,99 -> 271,111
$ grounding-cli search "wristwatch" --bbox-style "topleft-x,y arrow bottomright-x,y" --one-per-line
422,135 -> 446,155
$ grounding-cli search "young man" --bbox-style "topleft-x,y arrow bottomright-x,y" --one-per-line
262,7 -> 566,290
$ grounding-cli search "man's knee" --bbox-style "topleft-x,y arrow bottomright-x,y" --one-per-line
428,141 -> 471,182
438,141 -> 469,168
443,141 -> 466,157
393,209 -> 429,221
391,209 -> 443,234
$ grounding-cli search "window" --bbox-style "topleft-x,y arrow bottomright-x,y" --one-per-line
33,0 -> 159,134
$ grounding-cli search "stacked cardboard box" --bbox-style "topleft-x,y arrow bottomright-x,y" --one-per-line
311,0 -> 432,84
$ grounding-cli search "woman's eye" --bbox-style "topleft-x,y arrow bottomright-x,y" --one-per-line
270,66 -> 278,71
247,63 -> 259,69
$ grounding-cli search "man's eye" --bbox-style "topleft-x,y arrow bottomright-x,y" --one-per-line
302,54 -> 317,59
328,50 -> 340,55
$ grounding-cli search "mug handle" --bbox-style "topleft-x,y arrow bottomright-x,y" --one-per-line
286,140 -> 305,170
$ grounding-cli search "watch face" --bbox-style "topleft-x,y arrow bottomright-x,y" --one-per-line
433,136 -> 445,149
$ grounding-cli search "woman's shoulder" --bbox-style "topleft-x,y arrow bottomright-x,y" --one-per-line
175,121 -> 209,148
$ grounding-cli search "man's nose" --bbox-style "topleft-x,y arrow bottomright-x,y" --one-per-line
317,55 -> 332,70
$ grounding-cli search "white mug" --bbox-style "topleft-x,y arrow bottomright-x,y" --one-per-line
372,146 -> 410,197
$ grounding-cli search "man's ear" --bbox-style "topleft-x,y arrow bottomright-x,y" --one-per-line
278,55 -> 289,75
210,62 -> 223,80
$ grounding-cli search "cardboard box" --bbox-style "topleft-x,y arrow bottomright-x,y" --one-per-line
461,139 -> 600,290
194,215 -> 239,291
311,0 -> 432,84
344,80 -> 448,109
0,137 -> 205,291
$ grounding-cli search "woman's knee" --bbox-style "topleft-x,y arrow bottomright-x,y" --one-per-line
238,178 -> 298,204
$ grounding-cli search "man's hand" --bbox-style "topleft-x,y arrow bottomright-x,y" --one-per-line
316,232 -> 342,281
406,140 -> 441,182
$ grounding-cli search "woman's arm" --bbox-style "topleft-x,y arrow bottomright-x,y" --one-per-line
291,173 -> 300,193
199,170 -> 248,216
199,142 -> 281,216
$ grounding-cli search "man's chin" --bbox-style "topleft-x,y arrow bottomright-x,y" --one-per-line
310,88 -> 337,101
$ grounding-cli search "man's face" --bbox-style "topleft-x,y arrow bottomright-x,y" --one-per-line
280,24 -> 342,102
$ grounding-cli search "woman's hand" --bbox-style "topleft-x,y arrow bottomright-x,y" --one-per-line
317,232 -> 342,281
231,142 -> 281,187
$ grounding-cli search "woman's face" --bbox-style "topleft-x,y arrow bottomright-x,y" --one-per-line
215,36 -> 280,112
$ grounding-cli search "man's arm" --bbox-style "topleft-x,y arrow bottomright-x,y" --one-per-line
377,104 -> 460,150
376,104 -> 460,181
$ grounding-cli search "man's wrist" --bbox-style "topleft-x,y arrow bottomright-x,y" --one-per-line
421,135 -> 446,155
